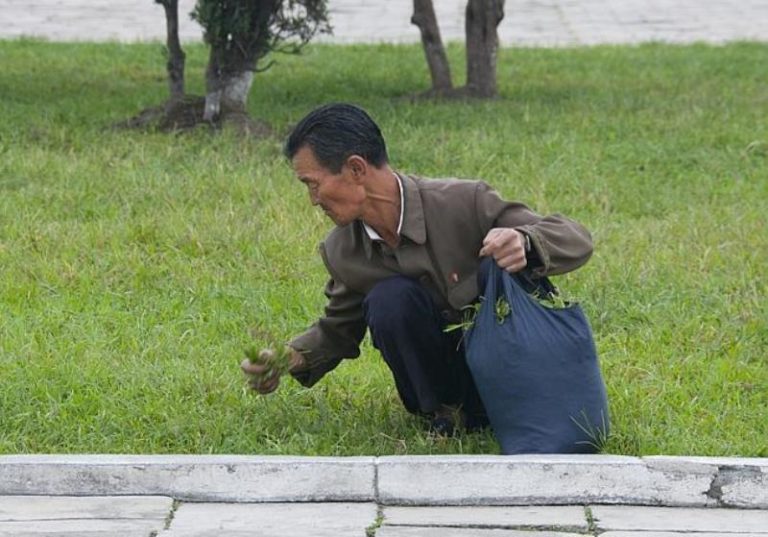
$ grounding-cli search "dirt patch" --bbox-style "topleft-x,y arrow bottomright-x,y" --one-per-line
113,96 -> 272,138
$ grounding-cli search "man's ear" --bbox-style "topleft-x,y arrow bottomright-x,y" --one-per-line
345,155 -> 368,181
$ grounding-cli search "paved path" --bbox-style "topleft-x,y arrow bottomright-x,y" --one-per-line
2,497 -> 768,536
1,455 -> 767,536
1,0 -> 767,45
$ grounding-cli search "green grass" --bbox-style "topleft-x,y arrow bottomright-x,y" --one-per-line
0,39 -> 766,456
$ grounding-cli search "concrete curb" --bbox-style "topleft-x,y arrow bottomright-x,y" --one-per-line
0,455 -> 375,503
0,455 -> 766,508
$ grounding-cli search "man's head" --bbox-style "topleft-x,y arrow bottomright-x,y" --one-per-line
284,103 -> 388,174
285,103 -> 390,226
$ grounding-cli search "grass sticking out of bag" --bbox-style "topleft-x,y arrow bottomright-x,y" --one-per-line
445,286 -> 569,335
531,289 -> 572,310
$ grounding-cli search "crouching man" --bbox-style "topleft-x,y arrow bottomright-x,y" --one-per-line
241,103 -> 593,435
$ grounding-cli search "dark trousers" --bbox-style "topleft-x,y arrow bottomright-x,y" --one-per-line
362,276 -> 488,429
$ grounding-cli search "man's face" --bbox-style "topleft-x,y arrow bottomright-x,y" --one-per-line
292,145 -> 366,227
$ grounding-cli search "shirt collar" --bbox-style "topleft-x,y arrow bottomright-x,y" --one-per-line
363,173 -> 404,241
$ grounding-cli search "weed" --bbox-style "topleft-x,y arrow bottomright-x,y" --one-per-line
444,300 -> 483,333
531,288 -> 572,310
494,296 -> 511,324
571,409 -> 611,452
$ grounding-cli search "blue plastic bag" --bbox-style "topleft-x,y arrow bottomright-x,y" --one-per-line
465,260 -> 610,454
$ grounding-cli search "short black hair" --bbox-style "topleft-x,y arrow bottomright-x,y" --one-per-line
284,103 -> 389,173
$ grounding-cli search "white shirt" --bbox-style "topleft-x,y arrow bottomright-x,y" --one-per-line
362,173 -> 404,241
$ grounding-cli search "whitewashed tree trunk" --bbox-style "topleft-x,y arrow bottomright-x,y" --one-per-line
465,0 -> 504,98
222,71 -> 254,111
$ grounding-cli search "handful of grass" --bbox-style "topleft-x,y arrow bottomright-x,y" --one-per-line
243,327 -> 293,380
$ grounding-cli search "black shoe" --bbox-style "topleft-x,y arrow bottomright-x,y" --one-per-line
429,405 -> 465,436
429,415 -> 456,437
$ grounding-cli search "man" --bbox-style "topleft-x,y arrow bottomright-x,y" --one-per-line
241,103 -> 593,434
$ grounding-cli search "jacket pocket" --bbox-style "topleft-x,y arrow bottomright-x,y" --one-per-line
447,271 -> 479,309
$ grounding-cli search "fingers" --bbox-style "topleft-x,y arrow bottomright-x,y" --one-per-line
478,228 -> 504,257
249,374 -> 280,395
497,254 -> 527,273
241,357 -> 282,395
479,228 -> 528,272
241,345 -> 306,396
240,358 -> 270,376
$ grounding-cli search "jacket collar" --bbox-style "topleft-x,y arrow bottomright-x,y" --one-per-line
398,173 -> 427,245
360,172 -> 426,259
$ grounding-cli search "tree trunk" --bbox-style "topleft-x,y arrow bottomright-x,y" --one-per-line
203,45 -> 223,122
202,1 -> 277,122
464,0 -> 504,98
221,71 -> 255,112
412,0 -> 453,94
160,0 -> 185,103
203,51 -> 257,122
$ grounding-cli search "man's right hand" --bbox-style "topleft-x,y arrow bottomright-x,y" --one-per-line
240,348 -> 306,395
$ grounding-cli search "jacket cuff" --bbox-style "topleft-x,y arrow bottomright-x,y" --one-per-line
287,332 -> 346,388
516,225 -> 550,277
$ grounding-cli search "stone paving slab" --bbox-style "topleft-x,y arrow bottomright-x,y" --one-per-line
0,495 -> 173,521
601,533 -> 768,537
376,529 -> 585,537
159,502 -> 378,537
159,533 -> 258,537
0,0 -> 766,45
591,506 -> 768,533
0,518 -> 164,536
0,533 -> 148,537
0,495 -> 172,537
382,505 -> 588,530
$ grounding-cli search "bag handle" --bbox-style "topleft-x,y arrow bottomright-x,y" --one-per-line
480,257 -> 559,301
514,268 -> 559,299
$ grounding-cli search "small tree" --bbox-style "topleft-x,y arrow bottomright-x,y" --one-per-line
192,0 -> 330,122
121,0 -> 329,134
412,0 -> 505,98
155,0 -> 186,104
412,0 -> 453,96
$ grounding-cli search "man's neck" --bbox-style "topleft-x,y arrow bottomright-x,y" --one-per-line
361,166 -> 401,248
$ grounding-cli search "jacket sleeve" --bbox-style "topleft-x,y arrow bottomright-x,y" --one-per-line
288,245 -> 367,388
474,181 -> 593,277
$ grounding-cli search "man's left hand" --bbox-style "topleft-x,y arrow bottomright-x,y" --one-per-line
479,228 -> 528,273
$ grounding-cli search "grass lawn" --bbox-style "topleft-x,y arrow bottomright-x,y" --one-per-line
0,39 -> 766,456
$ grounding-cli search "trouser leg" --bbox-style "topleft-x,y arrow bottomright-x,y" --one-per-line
363,275 -> 487,427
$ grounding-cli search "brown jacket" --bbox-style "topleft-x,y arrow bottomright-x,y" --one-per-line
290,174 -> 593,387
